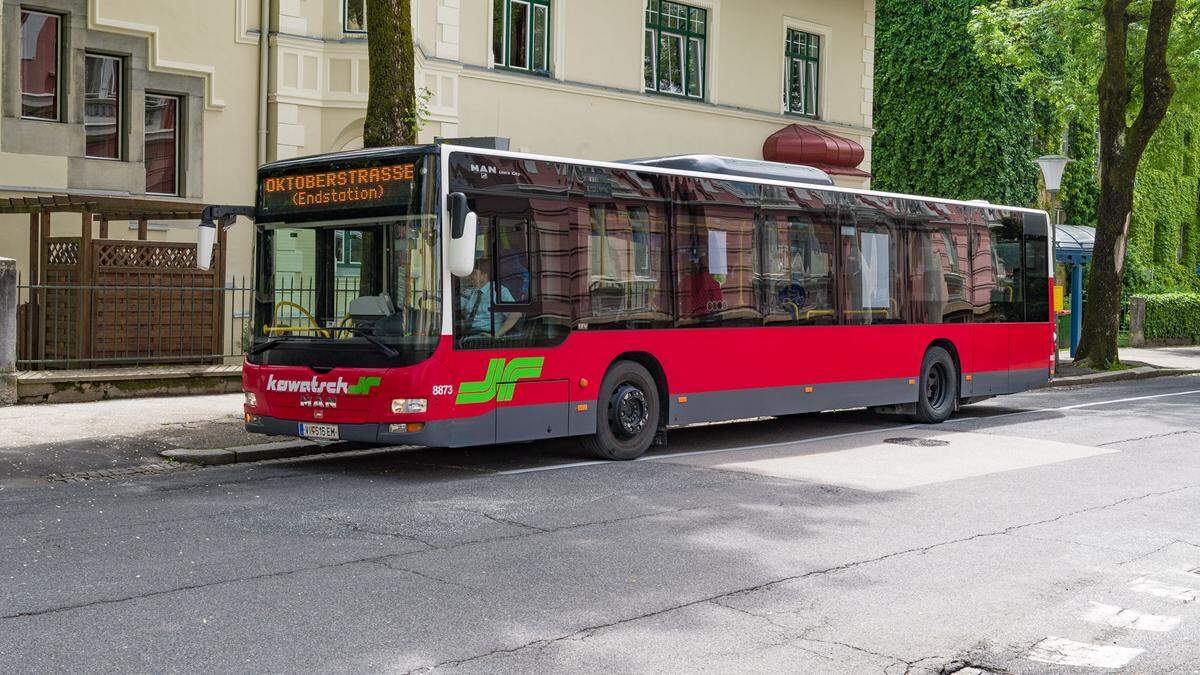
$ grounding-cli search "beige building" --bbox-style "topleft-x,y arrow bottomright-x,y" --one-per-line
1,0 -> 876,282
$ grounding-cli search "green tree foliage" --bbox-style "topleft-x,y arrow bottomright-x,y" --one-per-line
1127,109 -> 1200,294
1059,118 -> 1100,228
873,0 -> 1040,205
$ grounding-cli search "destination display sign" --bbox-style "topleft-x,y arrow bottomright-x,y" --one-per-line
257,159 -> 419,221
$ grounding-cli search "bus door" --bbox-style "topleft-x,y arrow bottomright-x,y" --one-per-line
455,200 -> 571,444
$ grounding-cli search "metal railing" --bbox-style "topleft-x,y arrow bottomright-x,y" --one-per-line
16,274 -> 254,369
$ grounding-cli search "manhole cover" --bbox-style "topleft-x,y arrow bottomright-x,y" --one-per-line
884,437 -> 950,447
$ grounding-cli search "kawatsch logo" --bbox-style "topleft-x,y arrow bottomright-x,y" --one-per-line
266,375 -> 382,395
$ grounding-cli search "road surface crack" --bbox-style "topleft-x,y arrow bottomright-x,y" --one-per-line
367,560 -> 481,592
1098,429 -> 1195,447
0,553 -> 399,621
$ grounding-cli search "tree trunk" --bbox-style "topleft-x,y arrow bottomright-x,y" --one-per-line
363,0 -> 416,148
1074,0 -> 1177,369
1075,162 -> 1134,367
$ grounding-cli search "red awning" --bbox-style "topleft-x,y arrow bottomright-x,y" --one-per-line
763,124 -> 871,178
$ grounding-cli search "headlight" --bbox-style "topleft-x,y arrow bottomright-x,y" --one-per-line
244,391 -> 258,408
391,398 -> 428,414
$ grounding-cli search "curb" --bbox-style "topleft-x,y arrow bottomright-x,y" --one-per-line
1047,367 -> 1200,388
161,440 -> 328,466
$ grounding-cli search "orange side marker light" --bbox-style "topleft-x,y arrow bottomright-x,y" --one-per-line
804,386 -> 814,393
677,396 -> 688,404
576,404 -> 589,412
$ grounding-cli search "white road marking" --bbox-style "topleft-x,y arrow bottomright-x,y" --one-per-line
1082,602 -> 1181,632
1129,577 -> 1200,603
1027,637 -> 1144,668
495,388 -> 1200,476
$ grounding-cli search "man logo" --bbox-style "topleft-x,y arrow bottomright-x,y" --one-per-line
455,358 -> 545,405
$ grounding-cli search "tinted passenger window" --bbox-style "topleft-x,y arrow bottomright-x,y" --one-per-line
909,223 -> 971,324
1023,213 -> 1051,322
674,178 -> 761,327
759,208 -> 836,325
973,212 -> 1024,323
571,167 -> 672,329
840,197 -> 902,325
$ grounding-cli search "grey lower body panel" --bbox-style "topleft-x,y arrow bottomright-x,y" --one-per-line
247,401 -> 594,450
669,377 -> 919,427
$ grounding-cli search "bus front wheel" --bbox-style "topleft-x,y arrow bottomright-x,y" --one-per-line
581,361 -> 661,461
912,346 -> 958,424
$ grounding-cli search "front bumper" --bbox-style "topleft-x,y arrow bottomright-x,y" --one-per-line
246,415 -> 455,448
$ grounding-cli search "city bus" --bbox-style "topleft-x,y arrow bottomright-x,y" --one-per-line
223,143 -> 1054,461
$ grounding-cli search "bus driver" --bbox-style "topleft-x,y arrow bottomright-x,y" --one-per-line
460,265 -> 520,338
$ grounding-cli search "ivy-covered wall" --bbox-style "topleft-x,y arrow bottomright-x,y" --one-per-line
872,0 -> 1039,205
1125,109 -> 1200,294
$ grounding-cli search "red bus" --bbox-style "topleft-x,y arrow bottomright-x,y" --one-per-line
225,143 -> 1055,460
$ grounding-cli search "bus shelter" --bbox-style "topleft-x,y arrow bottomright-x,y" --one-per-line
1055,224 -> 1095,358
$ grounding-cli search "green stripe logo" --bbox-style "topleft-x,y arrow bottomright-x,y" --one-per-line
456,357 -> 545,405
347,376 -> 382,395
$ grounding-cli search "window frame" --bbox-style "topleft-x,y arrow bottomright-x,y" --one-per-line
343,0 -> 368,33
644,0 -> 707,100
785,28 -> 821,119
493,0 -> 553,76
19,8 -> 63,123
144,92 -> 183,197
84,52 -> 124,161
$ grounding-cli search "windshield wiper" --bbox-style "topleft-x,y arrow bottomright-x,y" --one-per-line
249,336 -> 290,355
329,326 -> 400,359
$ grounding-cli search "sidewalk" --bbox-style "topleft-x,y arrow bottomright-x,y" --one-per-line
0,394 -> 255,486
1052,345 -> 1200,387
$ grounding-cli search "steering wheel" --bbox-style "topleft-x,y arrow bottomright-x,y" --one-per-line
265,301 -> 330,339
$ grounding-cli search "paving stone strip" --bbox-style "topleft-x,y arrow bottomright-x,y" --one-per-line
44,461 -> 199,483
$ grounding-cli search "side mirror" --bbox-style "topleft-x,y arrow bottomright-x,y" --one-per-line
449,212 -> 477,278
196,221 -> 217,270
447,192 -> 477,278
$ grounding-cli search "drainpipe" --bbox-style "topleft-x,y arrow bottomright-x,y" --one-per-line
257,0 -> 271,167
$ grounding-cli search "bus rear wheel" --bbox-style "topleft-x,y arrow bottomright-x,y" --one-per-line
581,361 -> 660,461
912,346 -> 958,424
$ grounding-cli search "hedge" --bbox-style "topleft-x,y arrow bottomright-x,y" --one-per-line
1139,293 -> 1200,343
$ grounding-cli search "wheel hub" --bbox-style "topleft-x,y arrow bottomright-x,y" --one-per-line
610,385 -> 649,438
926,363 -> 947,408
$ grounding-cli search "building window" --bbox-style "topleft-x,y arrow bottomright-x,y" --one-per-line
145,94 -> 181,195
20,9 -> 61,121
85,55 -> 122,160
344,0 -> 367,32
493,0 -> 552,73
644,0 -> 706,99
786,29 -> 820,118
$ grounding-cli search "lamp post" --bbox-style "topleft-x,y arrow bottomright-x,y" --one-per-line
1036,155 -> 1072,206
1036,155 -> 1080,359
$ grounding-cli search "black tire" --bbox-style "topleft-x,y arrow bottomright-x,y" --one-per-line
912,346 -> 958,424
580,361 -> 661,461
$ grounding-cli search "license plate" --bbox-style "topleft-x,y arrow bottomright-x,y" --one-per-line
299,423 -> 339,441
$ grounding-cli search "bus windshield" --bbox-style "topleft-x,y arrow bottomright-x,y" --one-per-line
250,153 -> 441,366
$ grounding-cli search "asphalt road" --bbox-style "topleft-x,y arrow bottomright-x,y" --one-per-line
2,376 -> 1200,673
